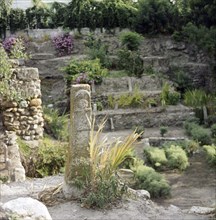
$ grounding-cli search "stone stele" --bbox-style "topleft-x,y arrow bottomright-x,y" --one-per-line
63,84 -> 92,198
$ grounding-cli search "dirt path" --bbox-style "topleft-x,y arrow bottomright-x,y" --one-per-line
154,151 -> 216,209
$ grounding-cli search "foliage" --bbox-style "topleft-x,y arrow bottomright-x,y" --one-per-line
144,147 -> 167,169
0,44 -> 17,101
64,59 -> 108,85
3,36 -> 28,59
163,140 -> 199,156
173,69 -> 193,94
132,125 -> 145,138
64,0 -> 137,31
19,136 -> 66,177
160,126 -> 168,137
117,49 -> 144,77
108,87 -> 144,109
191,127 -> 212,146
165,145 -> 189,171
132,164 -> 171,198
43,107 -> 69,141
173,23 -> 216,57
160,82 -> 180,106
74,118 -> 141,208
211,124 -> 216,138
36,137 -> 66,177
52,33 -> 73,56
135,0 -> 179,34
203,145 -> 216,167
119,31 -> 143,51
85,34 -> 111,68
0,0 -> 13,37
9,9 -> 27,33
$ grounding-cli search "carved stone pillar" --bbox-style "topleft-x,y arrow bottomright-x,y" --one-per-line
64,84 -> 92,198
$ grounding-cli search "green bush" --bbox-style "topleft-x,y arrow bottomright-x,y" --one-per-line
163,140 -> 199,156
85,34 -> 111,68
160,82 -> 180,106
135,0 -> 179,34
173,23 -> 216,56
211,124 -> 216,138
144,147 -> 167,168
19,136 -> 66,177
120,31 -> 143,51
43,107 -> 69,141
64,58 -> 108,85
117,49 -> 144,77
132,165 -> 170,198
160,126 -> 168,137
203,145 -> 216,166
191,127 -> 212,146
165,145 -> 189,171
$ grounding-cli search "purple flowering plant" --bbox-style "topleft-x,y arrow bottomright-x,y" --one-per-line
52,33 -> 73,56
74,72 -> 94,84
2,36 -> 17,53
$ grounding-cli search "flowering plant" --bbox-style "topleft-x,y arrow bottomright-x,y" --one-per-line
3,36 -> 28,59
74,72 -> 94,84
52,33 -> 73,56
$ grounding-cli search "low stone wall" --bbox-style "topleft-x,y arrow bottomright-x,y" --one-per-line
95,105 -> 194,131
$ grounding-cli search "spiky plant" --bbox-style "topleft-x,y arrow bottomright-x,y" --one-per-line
89,118 -> 141,181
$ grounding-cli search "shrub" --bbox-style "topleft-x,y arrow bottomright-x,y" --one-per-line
203,145 -> 216,166
165,145 -> 189,171
120,31 -> 143,51
160,82 -> 180,106
132,165 -> 170,198
3,36 -> 27,59
211,124 -> 216,138
206,115 -> 216,127
19,136 -> 66,177
71,118 -> 141,208
52,33 -> 73,56
85,34 -> 111,68
160,126 -> 168,137
135,0 -> 179,34
163,140 -> 199,156
191,126 -> 212,146
144,147 -> 167,168
184,120 -> 199,136
43,107 -> 69,141
117,49 -> 144,77
64,59 -> 108,85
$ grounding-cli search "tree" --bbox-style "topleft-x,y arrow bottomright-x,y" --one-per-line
0,0 -> 13,38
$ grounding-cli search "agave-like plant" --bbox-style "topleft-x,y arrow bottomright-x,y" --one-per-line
89,118 -> 141,182
184,89 -> 215,122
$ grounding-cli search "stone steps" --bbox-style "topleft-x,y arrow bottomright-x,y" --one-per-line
94,104 -> 194,131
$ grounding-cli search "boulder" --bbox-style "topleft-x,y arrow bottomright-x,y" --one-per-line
2,197 -> 52,220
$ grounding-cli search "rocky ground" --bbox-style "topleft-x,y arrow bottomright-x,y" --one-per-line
1,128 -> 215,220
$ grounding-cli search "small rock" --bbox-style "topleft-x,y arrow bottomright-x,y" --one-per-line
19,101 -> 28,108
30,98 -> 42,107
136,190 -> 151,200
2,197 -> 52,220
189,206 -> 215,215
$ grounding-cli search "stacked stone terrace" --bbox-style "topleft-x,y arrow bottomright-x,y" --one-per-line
92,75 -> 194,131
0,60 -> 43,181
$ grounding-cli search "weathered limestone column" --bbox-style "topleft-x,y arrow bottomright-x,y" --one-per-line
64,84 -> 92,198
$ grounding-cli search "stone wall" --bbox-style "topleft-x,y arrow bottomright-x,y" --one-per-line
0,60 -> 43,182
1,61 -> 44,141
95,105 -> 194,131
